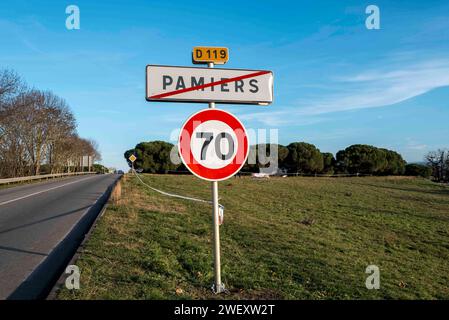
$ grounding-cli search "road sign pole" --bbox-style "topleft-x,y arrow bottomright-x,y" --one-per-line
208,62 -> 224,294
211,179 -> 222,293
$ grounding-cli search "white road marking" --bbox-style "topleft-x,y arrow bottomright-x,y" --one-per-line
0,175 -> 98,207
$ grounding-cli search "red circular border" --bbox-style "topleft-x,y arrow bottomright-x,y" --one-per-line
178,109 -> 249,181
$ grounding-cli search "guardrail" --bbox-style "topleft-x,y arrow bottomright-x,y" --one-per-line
0,172 -> 96,185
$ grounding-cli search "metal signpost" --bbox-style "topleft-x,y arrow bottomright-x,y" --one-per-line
178,106 -> 249,293
145,47 -> 273,294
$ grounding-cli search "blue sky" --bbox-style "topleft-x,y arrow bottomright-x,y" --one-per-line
1,0 -> 448,170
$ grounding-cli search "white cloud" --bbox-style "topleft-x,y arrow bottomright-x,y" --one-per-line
237,55 -> 449,126
237,110 -> 328,127
294,57 -> 449,116
404,138 -> 428,151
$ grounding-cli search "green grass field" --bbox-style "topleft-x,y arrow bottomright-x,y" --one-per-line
58,174 -> 449,300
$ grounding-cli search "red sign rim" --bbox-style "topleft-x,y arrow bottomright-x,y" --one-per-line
178,109 -> 249,181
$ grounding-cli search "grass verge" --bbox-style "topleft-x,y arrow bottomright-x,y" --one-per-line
58,175 -> 449,299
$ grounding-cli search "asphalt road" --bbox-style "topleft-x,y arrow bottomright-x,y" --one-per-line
0,173 -> 120,299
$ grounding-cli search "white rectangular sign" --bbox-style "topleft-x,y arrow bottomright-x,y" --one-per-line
146,65 -> 273,105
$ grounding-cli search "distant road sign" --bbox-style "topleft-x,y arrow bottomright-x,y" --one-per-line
178,109 -> 249,181
192,47 -> 229,64
145,65 -> 273,105
128,154 -> 136,163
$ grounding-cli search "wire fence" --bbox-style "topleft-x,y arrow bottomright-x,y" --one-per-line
131,168 -> 225,222
165,170 -> 373,178
132,168 -> 211,204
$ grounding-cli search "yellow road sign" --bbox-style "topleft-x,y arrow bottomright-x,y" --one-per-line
128,154 -> 137,163
192,47 -> 228,64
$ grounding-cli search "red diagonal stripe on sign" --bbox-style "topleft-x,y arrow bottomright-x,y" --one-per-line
150,70 -> 271,99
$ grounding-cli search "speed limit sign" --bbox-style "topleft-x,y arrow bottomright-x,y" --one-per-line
178,108 -> 249,181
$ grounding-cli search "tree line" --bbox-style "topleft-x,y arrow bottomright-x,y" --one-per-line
0,69 -> 101,178
241,143 -> 407,175
124,140 -> 445,180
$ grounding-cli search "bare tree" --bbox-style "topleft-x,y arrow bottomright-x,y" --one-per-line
87,138 -> 101,162
0,68 -> 102,178
0,71 -> 29,177
0,69 -> 22,102
426,149 -> 448,182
